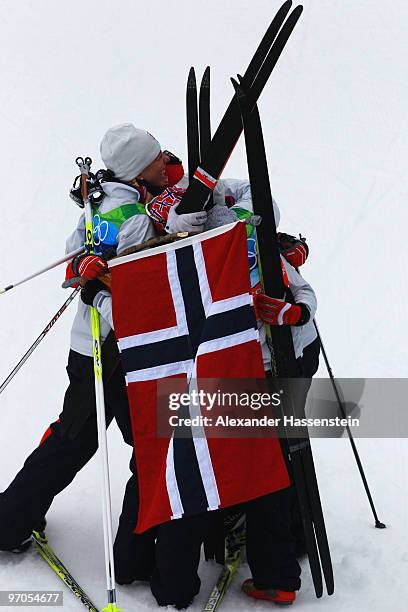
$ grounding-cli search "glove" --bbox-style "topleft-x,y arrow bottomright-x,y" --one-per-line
72,253 -> 108,281
253,293 -> 310,326
80,279 -> 108,306
203,204 -> 238,231
166,202 -> 207,234
69,172 -> 104,209
63,260 -> 80,289
277,232 -> 309,268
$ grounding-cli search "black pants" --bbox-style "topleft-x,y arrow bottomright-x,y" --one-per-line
0,351 -> 152,560
114,452 -> 215,607
301,336 -> 320,379
0,351 -> 149,552
0,350 -> 213,607
246,488 -> 301,592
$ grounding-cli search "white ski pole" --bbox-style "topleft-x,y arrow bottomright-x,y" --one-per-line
77,156 -> 122,612
0,247 -> 85,295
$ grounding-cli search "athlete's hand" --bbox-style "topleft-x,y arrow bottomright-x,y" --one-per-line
72,254 -> 108,281
254,293 -> 309,326
166,203 -> 207,234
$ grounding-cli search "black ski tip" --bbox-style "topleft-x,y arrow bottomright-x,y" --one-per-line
230,77 -> 245,103
187,67 -> 197,87
200,66 -> 210,95
375,521 -> 387,529
230,77 -> 240,93
270,1 -> 293,29
236,74 -> 248,94
202,66 -> 210,85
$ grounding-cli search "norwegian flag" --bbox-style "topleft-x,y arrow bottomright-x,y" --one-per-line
110,222 -> 289,533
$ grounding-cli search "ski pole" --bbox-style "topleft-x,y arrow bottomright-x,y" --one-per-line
314,319 -> 386,529
77,156 -> 122,612
0,246 -> 85,295
0,288 -> 80,396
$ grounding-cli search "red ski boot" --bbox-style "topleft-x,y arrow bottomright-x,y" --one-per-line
242,579 -> 296,605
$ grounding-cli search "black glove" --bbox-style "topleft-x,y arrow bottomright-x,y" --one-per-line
80,279 -> 107,306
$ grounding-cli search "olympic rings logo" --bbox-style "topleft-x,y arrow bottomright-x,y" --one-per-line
247,237 -> 258,271
93,214 -> 109,246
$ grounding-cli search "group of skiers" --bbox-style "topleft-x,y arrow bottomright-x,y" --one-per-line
0,122 -> 321,608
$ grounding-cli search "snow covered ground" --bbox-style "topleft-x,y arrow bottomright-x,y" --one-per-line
0,0 -> 407,610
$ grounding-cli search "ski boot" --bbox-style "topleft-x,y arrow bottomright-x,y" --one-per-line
242,579 -> 296,605
4,518 -> 47,553
7,537 -> 32,554
32,517 -> 47,535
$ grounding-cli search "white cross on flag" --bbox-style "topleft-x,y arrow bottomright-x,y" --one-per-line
110,222 -> 289,533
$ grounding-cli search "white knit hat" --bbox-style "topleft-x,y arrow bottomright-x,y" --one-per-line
100,123 -> 161,181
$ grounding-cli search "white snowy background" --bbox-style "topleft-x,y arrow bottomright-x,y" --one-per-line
0,0 -> 407,610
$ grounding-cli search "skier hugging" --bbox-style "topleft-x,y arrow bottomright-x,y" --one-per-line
0,123 -> 321,609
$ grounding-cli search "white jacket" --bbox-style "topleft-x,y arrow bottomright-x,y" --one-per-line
66,182 -> 156,357
219,178 -> 317,364
76,178 -> 317,364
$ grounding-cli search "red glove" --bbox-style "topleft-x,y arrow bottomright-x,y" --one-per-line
277,233 -> 309,268
253,293 -> 308,326
63,260 -> 80,288
71,254 -> 108,281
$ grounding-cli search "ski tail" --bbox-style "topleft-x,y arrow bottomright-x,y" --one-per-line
302,450 -> 335,594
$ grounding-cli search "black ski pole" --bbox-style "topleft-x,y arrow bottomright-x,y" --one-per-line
0,288 -> 80,396
314,320 -> 386,529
